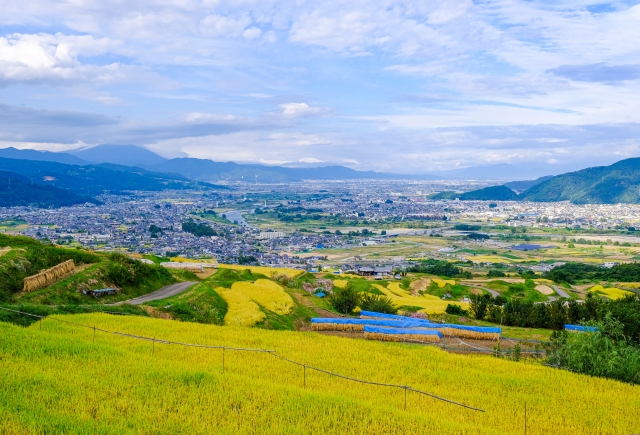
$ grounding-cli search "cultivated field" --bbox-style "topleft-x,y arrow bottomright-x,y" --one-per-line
0,313 -> 637,434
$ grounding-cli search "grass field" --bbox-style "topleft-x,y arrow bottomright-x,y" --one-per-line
0,313 -> 637,434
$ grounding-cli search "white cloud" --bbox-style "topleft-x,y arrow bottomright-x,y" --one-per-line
201,15 -> 252,37
299,157 -> 323,163
0,33 -> 124,85
279,102 -> 328,118
242,27 -> 262,40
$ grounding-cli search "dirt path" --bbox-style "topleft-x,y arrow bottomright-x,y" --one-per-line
290,291 -> 341,318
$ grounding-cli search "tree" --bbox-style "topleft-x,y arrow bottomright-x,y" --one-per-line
469,294 -> 491,320
330,285 -> 360,314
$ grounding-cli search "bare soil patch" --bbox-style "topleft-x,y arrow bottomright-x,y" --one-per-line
536,285 -> 554,295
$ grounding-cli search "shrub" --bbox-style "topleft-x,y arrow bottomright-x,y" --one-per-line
360,293 -> 397,314
445,304 -> 469,316
330,285 -> 360,314
487,269 -> 505,278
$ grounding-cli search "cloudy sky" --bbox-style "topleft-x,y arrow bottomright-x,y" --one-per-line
1,0 -> 640,174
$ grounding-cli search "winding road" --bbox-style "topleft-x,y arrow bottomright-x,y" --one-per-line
551,285 -> 571,299
117,282 -> 197,305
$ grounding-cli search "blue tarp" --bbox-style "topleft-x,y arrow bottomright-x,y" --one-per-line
311,318 -> 426,328
364,326 -> 442,338
565,324 -> 599,332
359,310 -> 429,322
315,292 -> 326,298
311,318 -> 500,333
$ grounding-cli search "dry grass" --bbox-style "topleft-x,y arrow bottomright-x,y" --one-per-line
536,285 -> 554,296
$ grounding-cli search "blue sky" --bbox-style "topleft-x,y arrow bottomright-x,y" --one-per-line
1,0 -> 640,174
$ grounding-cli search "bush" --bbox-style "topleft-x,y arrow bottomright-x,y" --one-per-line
360,293 -> 397,314
445,304 -> 469,316
545,314 -> 640,384
329,285 -> 360,314
487,269 -> 506,278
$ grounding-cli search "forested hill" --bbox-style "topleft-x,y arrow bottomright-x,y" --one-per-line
435,158 -> 640,204
0,171 -> 99,207
0,158 -> 226,196
520,158 -> 640,204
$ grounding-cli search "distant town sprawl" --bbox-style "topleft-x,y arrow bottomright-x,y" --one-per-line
2,180 -> 640,271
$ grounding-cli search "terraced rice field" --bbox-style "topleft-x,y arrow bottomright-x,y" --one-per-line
333,279 -> 348,289
217,287 -> 265,326
218,264 -> 305,278
432,278 -> 455,288
588,284 -> 634,300
373,284 -> 468,314
231,280 -> 294,315
0,314 -> 637,434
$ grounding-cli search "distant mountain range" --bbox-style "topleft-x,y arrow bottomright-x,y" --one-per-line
0,158 -> 226,201
438,158 -> 640,204
70,144 -> 168,167
0,144 -> 577,182
3,145 -> 640,204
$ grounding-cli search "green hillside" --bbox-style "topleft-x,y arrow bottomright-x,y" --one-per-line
0,235 -> 176,304
459,185 -> 518,201
521,158 -> 640,204
0,171 -> 99,207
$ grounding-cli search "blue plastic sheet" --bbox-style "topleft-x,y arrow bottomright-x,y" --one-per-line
359,310 -> 427,321
311,318 -> 425,328
364,326 -> 442,338
310,318 -> 500,333
565,324 -> 599,332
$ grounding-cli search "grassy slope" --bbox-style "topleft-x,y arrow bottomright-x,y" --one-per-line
18,260 -> 177,305
0,314 -> 637,434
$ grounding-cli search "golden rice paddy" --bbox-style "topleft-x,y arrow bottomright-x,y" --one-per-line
0,313 -> 637,434
588,284 -> 634,300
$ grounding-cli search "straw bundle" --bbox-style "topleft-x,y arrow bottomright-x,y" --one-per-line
23,260 -> 75,292
364,331 -> 441,343
311,323 -> 365,332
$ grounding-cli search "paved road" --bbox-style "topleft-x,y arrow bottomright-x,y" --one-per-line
118,282 -> 197,305
460,282 -> 500,298
551,285 -> 571,299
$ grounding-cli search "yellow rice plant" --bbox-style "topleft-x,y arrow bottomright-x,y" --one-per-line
364,331 -> 441,343
0,314 -> 637,434
219,264 -> 304,278
432,278 -> 455,288
387,282 -> 411,296
311,323 -> 364,332
232,279 -> 294,315
589,284 -> 634,300
333,279 -> 348,289
373,284 -> 468,314
217,287 -> 265,326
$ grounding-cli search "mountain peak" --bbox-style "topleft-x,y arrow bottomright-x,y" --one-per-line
71,144 -> 167,167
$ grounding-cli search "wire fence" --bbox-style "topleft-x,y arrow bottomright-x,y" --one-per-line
0,306 -> 485,413
316,329 -> 547,357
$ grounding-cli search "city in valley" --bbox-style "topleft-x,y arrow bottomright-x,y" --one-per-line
3,180 -> 640,273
